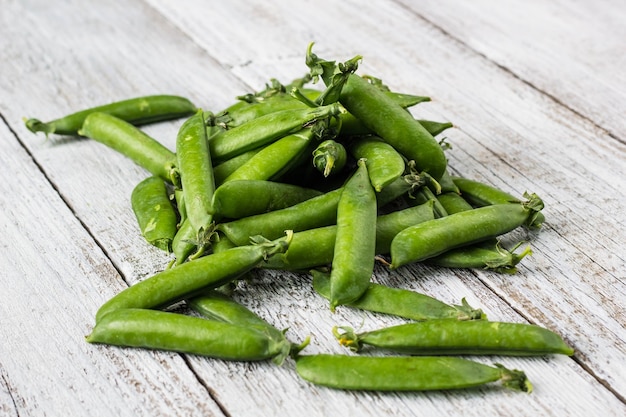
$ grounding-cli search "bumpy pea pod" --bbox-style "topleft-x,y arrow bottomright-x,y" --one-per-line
95,232 -> 292,322
334,319 -> 574,356
217,187 -> 343,246
349,136 -> 406,192
306,44 -> 448,180
294,354 -> 532,392
223,124 -> 321,183
390,194 -> 544,268
78,112 -> 179,184
263,201 -> 435,271
25,95 -> 197,136
329,159 -> 377,311
209,103 -> 341,163
311,270 -> 484,321
87,308 -> 289,362
428,240 -> 533,274
130,176 -> 178,253
452,176 -> 545,229
186,290 -> 303,365
176,110 -> 216,244
211,180 -> 322,221
312,139 -> 348,177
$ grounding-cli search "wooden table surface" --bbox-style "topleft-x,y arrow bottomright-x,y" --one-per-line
2,0 -> 625,416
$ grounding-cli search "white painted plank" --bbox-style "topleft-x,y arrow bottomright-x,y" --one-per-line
396,0 -> 626,138
0,121 -> 225,416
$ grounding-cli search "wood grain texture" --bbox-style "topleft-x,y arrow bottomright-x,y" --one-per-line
1,0 -> 625,415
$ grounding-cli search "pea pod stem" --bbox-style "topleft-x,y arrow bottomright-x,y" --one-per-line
294,354 -> 532,392
25,94 -> 197,136
333,319 -> 574,356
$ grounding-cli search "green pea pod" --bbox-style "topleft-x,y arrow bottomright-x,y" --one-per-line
78,112 -> 179,184
130,176 -> 178,253
217,188 -> 343,246
211,180 -> 322,220
311,270 -> 485,321
390,194 -> 544,268
87,308 -> 288,362
224,127 -> 317,182
294,354 -> 532,392
95,232 -> 292,322
209,103 -> 341,163
417,120 -> 453,137
436,169 -> 460,195
334,319 -> 574,356
329,159 -> 377,311
25,94 -> 197,136
176,110 -> 215,242
186,291 -> 297,365
452,176 -> 545,229
171,218 -> 202,266
312,139 -> 347,177
408,186 -> 448,218
436,192 -> 473,214
428,240 -> 533,274
349,136 -> 406,192
212,149 -> 261,187
263,201 -> 434,271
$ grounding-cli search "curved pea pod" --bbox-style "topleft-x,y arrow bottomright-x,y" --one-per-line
212,149 -> 261,187
334,319 -> 574,356
263,201 -> 435,271
25,94 -> 197,136
171,218 -> 203,266
311,270 -> 485,321
94,232 -> 292,322
349,136 -> 406,192
223,127 -> 317,182
312,139 -> 348,177
86,309 -> 289,362
417,119 -> 453,137
294,354 -> 532,392
78,112 -> 179,184
390,194 -> 544,268
186,291 -> 298,365
211,180 -> 322,220
130,176 -> 178,253
329,159 -> 377,311
452,176 -> 545,229
217,187 -> 343,246
176,110 -> 215,241
428,240 -> 533,274
209,103 -> 342,163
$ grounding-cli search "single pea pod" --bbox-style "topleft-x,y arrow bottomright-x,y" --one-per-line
170,218 -> 203,266
294,354 -> 532,392
417,120 -> 453,137
217,187 -> 343,246
428,240 -> 533,274
390,194 -> 544,268
95,232 -> 292,322
78,112 -> 179,184
25,94 -> 197,136
186,291 -> 295,365
349,136 -> 406,192
312,139 -> 348,177
263,201 -> 434,271
130,176 -> 178,253
224,127 -> 318,182
329,159 -> 377,311
334,319 -> 574,356
209,103 -> 341,163
436,192 -> 473,214
86,308 -> 288,362
211,180 -> 322,220
311,270 -> 485,321
176,110 -> 215,241
212,149 -> 261,187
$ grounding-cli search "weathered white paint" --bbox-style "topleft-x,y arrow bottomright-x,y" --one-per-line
1,0 -> 625,415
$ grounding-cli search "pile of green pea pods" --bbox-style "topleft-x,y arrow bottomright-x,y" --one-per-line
25,44 -> 574,393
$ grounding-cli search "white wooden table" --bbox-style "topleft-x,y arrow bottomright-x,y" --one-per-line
2,1 -> 625,415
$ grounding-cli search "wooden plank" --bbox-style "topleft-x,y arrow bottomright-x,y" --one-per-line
396,0 -> 626,139
0,120 -> 225,416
